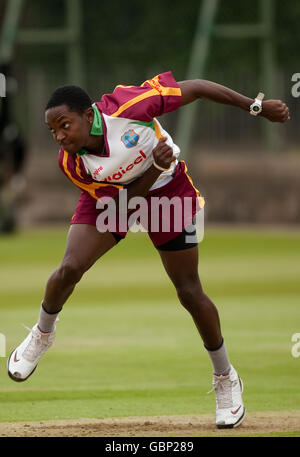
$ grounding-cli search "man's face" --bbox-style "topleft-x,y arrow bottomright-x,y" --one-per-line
45,104 -> 93,154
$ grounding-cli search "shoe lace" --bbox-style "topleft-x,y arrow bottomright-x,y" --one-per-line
21,324 -> 55,363
207,376 -> 233,409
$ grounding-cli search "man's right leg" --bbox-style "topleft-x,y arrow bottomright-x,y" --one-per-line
7,224 -> 118,382
43,224 -> 118,313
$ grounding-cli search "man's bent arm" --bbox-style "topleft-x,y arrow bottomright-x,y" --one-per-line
115,137 -> 173,205
124,165 -> 162,201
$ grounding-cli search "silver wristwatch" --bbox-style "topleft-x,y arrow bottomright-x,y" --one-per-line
250,92 -> 265,116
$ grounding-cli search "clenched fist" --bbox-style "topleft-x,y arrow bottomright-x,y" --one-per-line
152,137 -> 175,170
261,100 -> 290,123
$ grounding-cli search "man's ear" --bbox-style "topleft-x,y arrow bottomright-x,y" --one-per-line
85,107 -> 94,124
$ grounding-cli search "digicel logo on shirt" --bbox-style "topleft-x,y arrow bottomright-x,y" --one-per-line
103,150 -> 147,182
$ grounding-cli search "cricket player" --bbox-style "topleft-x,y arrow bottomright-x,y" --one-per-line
7,72 -> 289,428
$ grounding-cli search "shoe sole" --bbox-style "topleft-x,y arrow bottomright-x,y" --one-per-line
216,377 -> 245,429
7,350 -> 38,383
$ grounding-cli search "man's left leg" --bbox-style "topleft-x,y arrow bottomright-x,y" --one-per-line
157,244 -> 245,429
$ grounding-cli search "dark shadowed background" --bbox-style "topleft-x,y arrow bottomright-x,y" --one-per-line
0,0 -> 299,230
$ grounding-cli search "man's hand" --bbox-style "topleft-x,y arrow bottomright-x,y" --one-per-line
115,138 -> 174,204
261,100 -> 290,123
152,137 -> 175,170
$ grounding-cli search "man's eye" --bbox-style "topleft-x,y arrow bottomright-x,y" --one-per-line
62,123 -> 70,129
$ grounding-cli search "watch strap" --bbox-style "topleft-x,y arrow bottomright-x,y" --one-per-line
256,92 -> 265,102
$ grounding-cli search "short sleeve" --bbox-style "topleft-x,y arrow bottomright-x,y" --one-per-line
96,71 -> 182,121
58,148 -> 123,200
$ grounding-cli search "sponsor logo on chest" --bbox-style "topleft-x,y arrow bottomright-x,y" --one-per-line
101,150 -> 147,182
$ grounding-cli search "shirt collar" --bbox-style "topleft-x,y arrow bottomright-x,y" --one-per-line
77,104 -> 103,156
90,103 -> 103,136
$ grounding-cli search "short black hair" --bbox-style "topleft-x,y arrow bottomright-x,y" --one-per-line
45,85 -> 92,114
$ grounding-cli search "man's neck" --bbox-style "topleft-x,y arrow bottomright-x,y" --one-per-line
82,135 -> 105,155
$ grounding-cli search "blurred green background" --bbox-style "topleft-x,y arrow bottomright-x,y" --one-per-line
2,0 -> 300,150
0,227 -> 299,431
1,0 -> 299,141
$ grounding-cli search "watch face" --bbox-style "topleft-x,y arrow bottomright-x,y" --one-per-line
253,105 -> 260,111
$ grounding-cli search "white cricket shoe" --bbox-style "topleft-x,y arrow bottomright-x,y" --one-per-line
7,324 -> 55,382
210,365 -> 245,429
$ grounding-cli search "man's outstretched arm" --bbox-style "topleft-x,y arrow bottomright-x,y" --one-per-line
178,80 -> 290,123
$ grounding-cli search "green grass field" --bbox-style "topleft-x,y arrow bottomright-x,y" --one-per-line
0,225 -> 299,436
